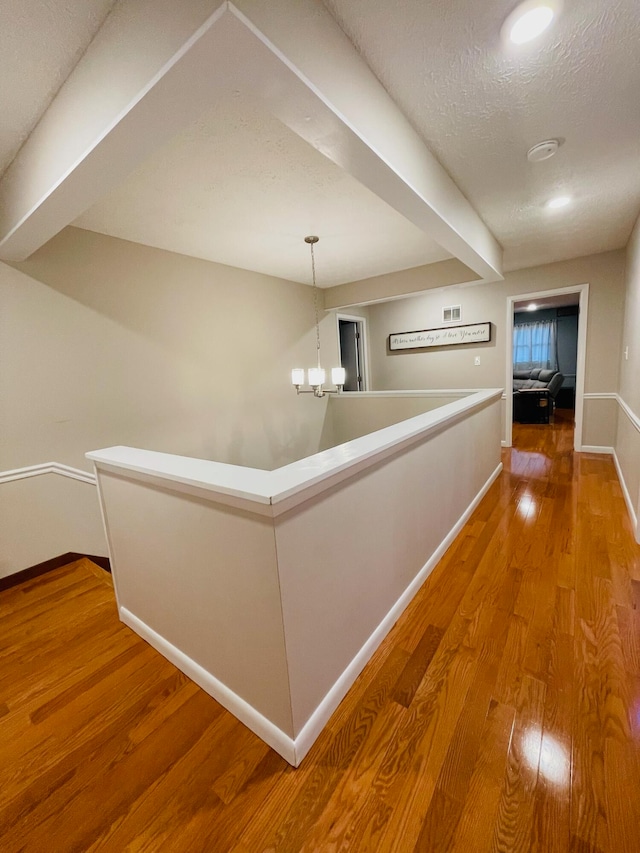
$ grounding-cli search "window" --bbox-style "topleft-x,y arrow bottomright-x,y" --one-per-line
513,320 -> 558,370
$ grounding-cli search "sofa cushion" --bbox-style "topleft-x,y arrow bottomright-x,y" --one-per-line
538,369 -> 556,382
546,372 -> 564,397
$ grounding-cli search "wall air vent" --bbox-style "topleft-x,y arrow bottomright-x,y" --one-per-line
443,305 -> 462,323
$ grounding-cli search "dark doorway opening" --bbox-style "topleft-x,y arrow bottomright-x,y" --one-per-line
338,318 -> 366,392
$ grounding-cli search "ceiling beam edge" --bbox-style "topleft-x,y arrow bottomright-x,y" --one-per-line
230,0 -> 504,282
0,0 -> 229,261
322,258 -> 481,309
0,0 -> 503,285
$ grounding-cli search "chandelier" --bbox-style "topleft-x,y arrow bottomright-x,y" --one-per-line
291,236 -> 345,397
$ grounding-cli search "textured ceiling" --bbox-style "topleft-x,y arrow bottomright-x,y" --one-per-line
5,0 -> 640,284
0,0 -> 117,178
73,92 -> 451,286
324,0 -> 640,271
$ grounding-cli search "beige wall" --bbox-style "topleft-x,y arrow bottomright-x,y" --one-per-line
0,226 -> 332,575
98,468 -> 293,735
366,250 -> 626,446
276,396 -> 502,736
618,215 -> 640,418
320,393 -> 468,449
615,213 -> 640,540
0,475 -> 107,575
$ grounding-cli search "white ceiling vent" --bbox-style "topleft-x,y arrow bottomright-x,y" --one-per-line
443,305 -> 462,322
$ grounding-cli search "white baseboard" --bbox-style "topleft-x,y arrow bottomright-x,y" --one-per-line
119,461 -> 503,766
0,461 -> 96,486
612,450 -> 639,544
119,607 -> 297,765
579,445 -> 614,455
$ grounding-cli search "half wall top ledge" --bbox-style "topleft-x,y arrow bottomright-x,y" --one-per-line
0,0 -> 503,294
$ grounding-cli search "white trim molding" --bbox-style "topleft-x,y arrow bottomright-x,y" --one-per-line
612,393 -> 640,544
582,391 -> 640,436
580,446 -> 614,455
617,394 -> 640,435
0,462 -> 96,486
120,606 -> 298,766
613,449 -> 639,542
580,393 -> 640,543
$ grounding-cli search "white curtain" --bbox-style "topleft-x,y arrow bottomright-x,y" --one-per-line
513,320 -> 558,370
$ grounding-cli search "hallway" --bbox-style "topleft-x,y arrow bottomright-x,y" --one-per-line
1,417 -> 639,851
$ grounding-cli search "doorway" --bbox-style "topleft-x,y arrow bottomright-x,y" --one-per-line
505,283 -> 589,452
337,315 -> 368,392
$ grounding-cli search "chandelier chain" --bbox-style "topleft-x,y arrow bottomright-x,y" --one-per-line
310,240 -> 321,368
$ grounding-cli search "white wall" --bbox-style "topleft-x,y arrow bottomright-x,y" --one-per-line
0,227 -> 333,576
365,250 -> 626,446
615,213 -> 640,540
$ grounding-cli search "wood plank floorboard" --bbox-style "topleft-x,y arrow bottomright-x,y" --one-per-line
1,413 -> 639,851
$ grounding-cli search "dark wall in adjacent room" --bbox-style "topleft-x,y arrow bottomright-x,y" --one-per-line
514,307 -> 579,392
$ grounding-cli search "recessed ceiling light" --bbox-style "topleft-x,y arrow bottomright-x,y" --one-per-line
527,139 -> 560,162
502,1 -> 560,46
527,303 -> 538,311
546,195 -> 571,209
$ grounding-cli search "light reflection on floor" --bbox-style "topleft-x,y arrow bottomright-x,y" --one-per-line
522,727 -> 570,787
517,492 -> 538,520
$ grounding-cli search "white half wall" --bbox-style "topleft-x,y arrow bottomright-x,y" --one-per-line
96,469 -> 294,734
275,394 -> 501,737
89,388 -> 502,764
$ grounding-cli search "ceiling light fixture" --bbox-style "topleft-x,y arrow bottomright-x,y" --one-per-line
502,0 -> 560,45
546,195 -> 571,209
527,303 -> 538,311
291,236 -> 345,397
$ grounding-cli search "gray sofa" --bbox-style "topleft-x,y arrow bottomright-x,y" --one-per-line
513,368 -> 564,423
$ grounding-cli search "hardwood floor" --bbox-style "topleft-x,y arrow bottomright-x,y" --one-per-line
1,414 -> 639,852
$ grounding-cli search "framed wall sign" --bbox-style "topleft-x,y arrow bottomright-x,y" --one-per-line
389,322 -> 491,351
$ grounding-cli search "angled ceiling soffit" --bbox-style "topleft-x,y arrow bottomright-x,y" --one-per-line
0,0 -> 502,283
